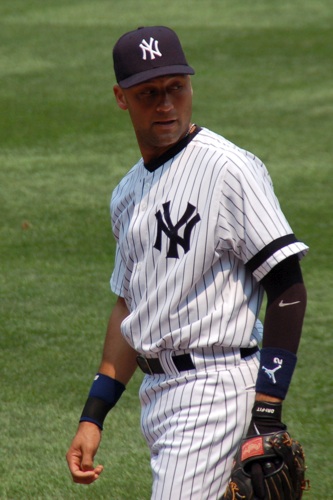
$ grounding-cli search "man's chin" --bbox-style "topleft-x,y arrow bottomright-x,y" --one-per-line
153,124 -> 188,146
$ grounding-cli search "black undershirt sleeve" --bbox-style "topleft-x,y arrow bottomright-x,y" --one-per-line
260,255 -> 307,353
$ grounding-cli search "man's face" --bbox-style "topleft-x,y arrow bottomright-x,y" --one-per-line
114,75 -> 193,163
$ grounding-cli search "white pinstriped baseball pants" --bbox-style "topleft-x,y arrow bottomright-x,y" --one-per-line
139,349 -> 259,500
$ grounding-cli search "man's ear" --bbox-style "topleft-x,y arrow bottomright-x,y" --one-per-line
113,85 -> 128,110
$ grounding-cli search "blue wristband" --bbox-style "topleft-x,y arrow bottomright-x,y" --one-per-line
80,373 -> 125,430
255,347 -> 297,400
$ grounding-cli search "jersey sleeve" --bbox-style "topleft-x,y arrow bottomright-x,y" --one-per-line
216,151 -> 308,281
108,168 -> 137,300
110,243 -> 126,298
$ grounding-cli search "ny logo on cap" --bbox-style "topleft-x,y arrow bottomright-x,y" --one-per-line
139,37 -> 162,60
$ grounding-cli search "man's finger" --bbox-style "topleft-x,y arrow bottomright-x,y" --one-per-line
72,468 -> 102,485
250,462 -> 266,499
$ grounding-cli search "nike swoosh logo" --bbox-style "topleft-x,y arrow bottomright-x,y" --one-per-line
279,300 -> 301,307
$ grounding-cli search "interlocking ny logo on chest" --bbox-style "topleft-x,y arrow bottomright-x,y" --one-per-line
154,201 -> 201,258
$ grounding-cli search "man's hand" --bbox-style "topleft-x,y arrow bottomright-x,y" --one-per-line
66,421 -> 104,484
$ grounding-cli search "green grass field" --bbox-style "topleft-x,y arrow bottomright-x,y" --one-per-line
1,1 -> 332,498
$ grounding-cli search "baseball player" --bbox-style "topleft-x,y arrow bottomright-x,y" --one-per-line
66,26 -> 308,499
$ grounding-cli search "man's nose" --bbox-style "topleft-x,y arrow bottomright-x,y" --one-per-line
156,91 -> 173,112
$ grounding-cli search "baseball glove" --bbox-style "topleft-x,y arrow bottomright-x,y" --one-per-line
221,430 -> 309,500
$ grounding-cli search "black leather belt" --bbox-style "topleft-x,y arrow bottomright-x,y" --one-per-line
136,346 -> 259,375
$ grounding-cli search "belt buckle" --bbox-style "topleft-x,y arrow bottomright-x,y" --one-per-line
136,355 -> 154,375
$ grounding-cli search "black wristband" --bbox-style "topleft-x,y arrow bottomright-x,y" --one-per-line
80,397 -> 114,430
79,373 -> 126,430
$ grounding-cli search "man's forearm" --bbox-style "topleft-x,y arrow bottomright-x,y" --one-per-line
98,296 -> 138,385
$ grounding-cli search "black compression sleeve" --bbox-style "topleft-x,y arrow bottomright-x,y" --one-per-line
260,256 -> 307,354
261,255 -> 303,305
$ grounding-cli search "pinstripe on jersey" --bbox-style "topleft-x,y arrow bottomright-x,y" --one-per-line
110,127 -> 308,355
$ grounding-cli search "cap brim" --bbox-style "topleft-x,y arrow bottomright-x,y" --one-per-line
118,65 -> 195,88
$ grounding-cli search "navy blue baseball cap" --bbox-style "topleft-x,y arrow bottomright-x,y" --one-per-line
113,26 -> 195,88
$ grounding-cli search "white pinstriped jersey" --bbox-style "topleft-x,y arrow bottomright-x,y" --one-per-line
110,127 -> 308,355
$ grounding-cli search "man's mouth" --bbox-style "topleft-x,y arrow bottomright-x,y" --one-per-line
154,119 -> 176,127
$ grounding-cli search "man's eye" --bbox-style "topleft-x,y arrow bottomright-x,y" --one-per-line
139,89 -> 155,96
